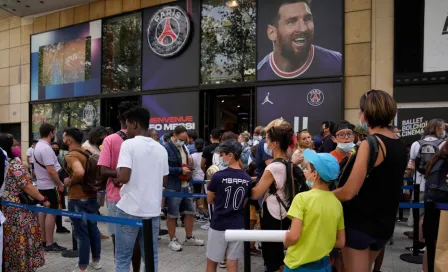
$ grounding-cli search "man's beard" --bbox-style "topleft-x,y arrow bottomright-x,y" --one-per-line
277,35 -> 310,63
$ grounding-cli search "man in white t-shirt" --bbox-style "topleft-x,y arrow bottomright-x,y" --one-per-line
115,107 -> 169,272
406,119 -> 445,253
26,140 -> 38,172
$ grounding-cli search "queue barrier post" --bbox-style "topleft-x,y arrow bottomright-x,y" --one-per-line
400,183 -> 424,264
244,201 -> 251,272
143,218 -> 155,272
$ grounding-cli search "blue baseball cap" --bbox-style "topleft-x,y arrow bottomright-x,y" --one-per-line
303,149 -> 340,182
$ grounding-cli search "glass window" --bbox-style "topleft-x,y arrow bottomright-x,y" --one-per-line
102,13 -> 142,93
31,100 -> 100,141
201,0 -> 256,84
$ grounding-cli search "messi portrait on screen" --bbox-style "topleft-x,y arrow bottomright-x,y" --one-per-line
257,0 -> 343,80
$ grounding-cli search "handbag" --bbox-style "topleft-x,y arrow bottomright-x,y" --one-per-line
8,158 -> 39,205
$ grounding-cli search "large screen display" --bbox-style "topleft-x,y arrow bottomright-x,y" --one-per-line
141,0 -> 200,91
142,92 -> 199,137
423,0 -> 448,73
31,21 -> 102,101
257,0 -> 343,81
257,82 -> 342,135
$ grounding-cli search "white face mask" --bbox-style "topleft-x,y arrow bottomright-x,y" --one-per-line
264,143 -> 273,156
337,142 -> 355,152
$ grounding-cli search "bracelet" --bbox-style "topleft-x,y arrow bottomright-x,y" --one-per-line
39,196 -> 48,204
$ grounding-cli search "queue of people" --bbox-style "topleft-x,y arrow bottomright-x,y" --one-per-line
0,89 -> 446,272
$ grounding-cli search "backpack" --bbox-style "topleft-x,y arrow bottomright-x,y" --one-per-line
415,139 -> 444,175
268,158 -> 308,211
425,158 -> 448,203
337,135 -> 382,188
71,148 -> 103,194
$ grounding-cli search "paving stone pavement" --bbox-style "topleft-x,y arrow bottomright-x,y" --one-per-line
37,209 -> 423,272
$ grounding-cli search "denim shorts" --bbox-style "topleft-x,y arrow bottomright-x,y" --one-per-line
107,201 -> 118,236
165,187 -> 195,218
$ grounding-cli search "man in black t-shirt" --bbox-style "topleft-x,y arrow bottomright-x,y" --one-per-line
201,129 -> 221,173
318,121 -> 337,153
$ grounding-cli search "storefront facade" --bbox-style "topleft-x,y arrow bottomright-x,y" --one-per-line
0,0 -> 392,161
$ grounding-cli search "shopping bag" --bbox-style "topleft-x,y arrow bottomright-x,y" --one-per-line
435,210 -> 448,272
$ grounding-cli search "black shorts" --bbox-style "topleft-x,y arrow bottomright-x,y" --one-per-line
39,188 -> 61,210
193,183 -> 203,194
261,202 -> 291,272
345,227 -> 388,251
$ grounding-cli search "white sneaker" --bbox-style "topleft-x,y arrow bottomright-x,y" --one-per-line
89,260 -> 102,270
72,266 -> 88,272
184,236 -> 205,246
168,238 -> 183,252
201,222 -> 210,230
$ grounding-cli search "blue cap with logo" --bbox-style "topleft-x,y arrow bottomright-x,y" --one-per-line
303,149 -> 340,182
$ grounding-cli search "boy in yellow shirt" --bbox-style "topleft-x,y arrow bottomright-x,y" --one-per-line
283,149 -> 345,271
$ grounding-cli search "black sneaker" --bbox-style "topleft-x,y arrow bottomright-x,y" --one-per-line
56,226 -> 71,234
45,242 -> 67,252
405,246 -> 425,254
159,229 -> 168,236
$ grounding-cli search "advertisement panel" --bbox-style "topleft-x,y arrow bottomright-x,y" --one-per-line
257,82 -> 342,135
423,0 -> 448,72
141,0 -> 200,90
31,21 -> 102,100
142,92 -> 199,137
257,0 -> 343,81
397,107 -> 448,146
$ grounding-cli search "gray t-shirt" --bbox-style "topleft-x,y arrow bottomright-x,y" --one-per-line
34,139 -> 61,190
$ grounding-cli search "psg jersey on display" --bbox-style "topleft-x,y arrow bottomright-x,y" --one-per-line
208,168 -> 251,231
257,45 -> 342,80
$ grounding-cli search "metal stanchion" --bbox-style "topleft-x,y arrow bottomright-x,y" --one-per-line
400,184 -> 423,264
61,222 -> 79,258
244,201 -> 251,272
143,218 -> 155,272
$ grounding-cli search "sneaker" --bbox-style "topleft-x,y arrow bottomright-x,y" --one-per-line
168,238 -> 183,252
405,246 -> 425,254
159,229 -> 168,236
89,260 -> 102,270
201,223 -> 210,230
219,261 -> 227,268
72,266 -> 88,272
250,247 -> 262,256
184,236 -> 205,246
45,242 -> 67,252
56,226 -> 71,234
196,215 -> 207,223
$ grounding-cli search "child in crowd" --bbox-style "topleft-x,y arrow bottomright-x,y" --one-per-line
283,149 -> 345,272
206,140 -> 251,272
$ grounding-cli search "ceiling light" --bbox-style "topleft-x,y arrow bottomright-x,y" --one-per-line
227,0 -> 239,8
237,105 -> 240,108
221,100 -> 225,103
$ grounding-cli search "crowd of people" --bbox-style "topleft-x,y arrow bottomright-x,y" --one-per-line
0,89 -> 446,272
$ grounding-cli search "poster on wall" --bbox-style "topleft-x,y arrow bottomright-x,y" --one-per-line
31,100 -> 100,140
257,0 -> 343,81
142,92 -> 199,137
257,82 -> 342,135
141,0 -> 200,91
31,21 -> 102,101
423,0 -> 448,73
397,107 -> 448,146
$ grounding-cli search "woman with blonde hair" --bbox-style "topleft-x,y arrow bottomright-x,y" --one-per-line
238,131 -> 252,168
291,129 -> 314,168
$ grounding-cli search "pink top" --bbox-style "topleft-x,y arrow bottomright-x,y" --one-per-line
97,130 -> 126,203
264,162 -> 288,220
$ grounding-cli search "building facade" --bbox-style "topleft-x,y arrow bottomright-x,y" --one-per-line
0,0 -> 394,161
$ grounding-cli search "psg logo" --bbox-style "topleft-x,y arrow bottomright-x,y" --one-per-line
307,89 -> 324,106
147,6 -> 191,58
83,104 -> 97,124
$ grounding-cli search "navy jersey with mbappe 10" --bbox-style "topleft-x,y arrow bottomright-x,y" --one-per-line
208,168 -> 251,231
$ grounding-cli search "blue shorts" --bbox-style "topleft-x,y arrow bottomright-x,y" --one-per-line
345,228 -> 388,251
166,187 -> 195,218
284,256 -> 331,272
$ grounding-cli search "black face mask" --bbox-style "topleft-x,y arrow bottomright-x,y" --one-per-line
60,142 -> 69,151
320,129 -> 325,136
54,150 -> 60,156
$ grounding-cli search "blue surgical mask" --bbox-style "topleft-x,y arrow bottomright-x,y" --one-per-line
442,131 -> 446,139
253,136 -> 262,141
337,142 -> 355,152
306,180 -> 313,189
359,119 -> 368,130
241,142 -> 246,147
219,157 -> 228,168
264,143 -> 273,156
175,140 -> 185,147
